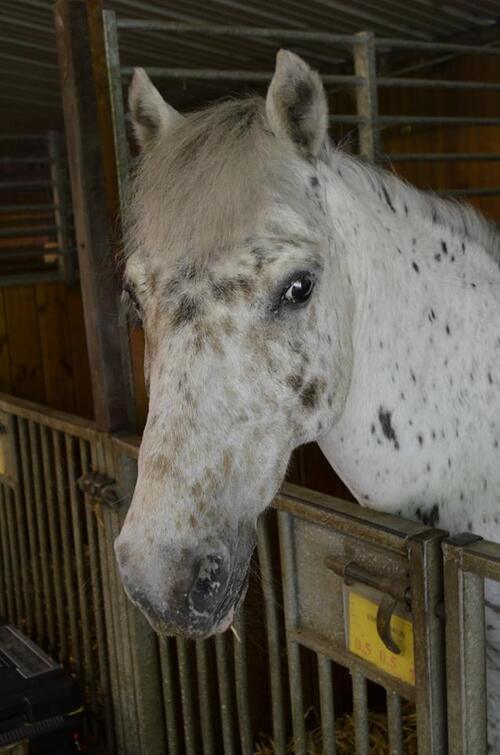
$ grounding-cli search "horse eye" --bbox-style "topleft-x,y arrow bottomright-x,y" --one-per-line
282,274 -> 315,305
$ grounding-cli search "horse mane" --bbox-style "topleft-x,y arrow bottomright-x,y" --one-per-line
334,151 -> 500,265
125,91 -> 500,268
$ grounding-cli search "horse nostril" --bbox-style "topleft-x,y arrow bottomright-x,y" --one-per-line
188,552 -> 229,615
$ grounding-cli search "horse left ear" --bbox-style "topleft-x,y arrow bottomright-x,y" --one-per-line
266,49 -> 328,160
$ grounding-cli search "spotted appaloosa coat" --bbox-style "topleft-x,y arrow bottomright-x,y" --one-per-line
117,50 -> 500,748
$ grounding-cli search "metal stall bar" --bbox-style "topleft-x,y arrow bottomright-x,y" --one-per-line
195,640 -> 217,755
215,632 -> 237,755
386,690 -> 404,755
407,530 -> 447,754
27,421 -> 55,653
48,131 -> 75,286
386,153 -> 500,163
352,670 -> 370,754
176,638 -> 198,755
233,608 -> 253,754
317,654 -> 336,755
442,535 -> 488,755
256,515 -> 287,755
0,485 -> 15,621
278,509 -> 306,755
110,442 -> 167,755
353,30 -> 380,162
159,638 -> 181,755
78,437 -> 115,754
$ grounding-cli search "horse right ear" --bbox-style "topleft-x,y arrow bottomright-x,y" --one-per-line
128,68 -> 183,150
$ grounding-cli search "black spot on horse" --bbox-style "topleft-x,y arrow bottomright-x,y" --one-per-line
378,407 -> 400,450
415,503 -> 440,527
441,241 -> 448,255
381,184 -> 396,213
412,262 -> 420,273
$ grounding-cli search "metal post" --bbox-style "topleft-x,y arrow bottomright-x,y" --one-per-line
407,530 -> 448,754
102,10 -> 129,214
47,131 -> 75,286
442,536 -> 487,755
54,0 -> 134,432
353,31 -> 380,162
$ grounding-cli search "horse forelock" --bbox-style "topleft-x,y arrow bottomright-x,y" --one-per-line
125,96 -> 297,269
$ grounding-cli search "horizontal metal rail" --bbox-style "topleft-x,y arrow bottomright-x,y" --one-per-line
385,153 -> 500,163
0,204 -> 55,212
0,225 -> 58,238
378,77 -> 500,91
120,65 -> 363,85
379,115 -> 500,126
115,21 -> 500,59
435,187 -> 500,198
0,272 -> 66,288
116,21 -> 359,44
0,180 -> 52,190
0,248 -> 65,260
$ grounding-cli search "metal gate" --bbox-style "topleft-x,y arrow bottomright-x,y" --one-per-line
0,391 -> 452,754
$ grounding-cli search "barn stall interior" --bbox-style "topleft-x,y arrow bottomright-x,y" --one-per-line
0,1 -> 500,753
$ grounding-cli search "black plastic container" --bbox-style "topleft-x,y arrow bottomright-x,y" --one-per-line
0,618 -> 83,754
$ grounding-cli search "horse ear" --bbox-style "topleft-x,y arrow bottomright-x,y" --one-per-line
128,68 -> 183,150
266,50 -> 328,160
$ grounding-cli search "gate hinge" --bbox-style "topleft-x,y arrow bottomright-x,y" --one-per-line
77,471 -> 119,507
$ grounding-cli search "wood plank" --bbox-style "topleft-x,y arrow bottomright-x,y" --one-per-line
3,285 -> 44,403
54,0 -> 133,430
35,281 -> 75,413
66,286 -> 94,418
0,290 -> 12,394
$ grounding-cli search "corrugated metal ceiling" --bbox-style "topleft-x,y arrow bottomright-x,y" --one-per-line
1,0 -> 500,133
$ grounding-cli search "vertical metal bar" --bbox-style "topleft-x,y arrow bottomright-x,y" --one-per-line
89,440 -> 125,754
79,438 -> 115,754
215,632 -> 237,755
386,691 -> 404,755
351,670 -> 370,755
28,421 -> 55,650
94,437 -> 140,754
353,31 -> 380,162
48,131 -> 75,286
158,637 -> 181,755
317,654 -> 336,755
0,485 -> 15,620
4,486 -> 23,624
0,487 -> 8,619
442,537 -> 487,755
196,639 -> 216,755
114,450 -> 166,755
407,531 -> 447,754
18,417 -> 44,642
278,510 -> 306,755
52,428 -> 81,674
256,515 -> 286,755
40,424 -> 67,661
233,608 -> 253,754
5,415 -> 31,628
102,10 -> 129,212
176,638 -> 198,755
65,433 -> 97,708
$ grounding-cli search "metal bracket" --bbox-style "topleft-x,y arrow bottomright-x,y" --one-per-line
324,556 -> 411,654
77,471 -> 119,507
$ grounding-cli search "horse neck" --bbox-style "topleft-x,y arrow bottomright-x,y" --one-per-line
317,155 -> 500,522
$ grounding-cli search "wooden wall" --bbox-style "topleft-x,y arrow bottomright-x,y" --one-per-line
0,282 -> 93,419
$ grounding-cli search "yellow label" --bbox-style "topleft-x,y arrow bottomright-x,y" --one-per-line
347,589 -> 415,685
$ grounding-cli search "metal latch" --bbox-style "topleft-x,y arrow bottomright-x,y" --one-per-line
77,471 -> 119,507
324,556 -> 412,655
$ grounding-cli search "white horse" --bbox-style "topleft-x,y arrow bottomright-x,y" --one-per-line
115,50 -> 500,748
